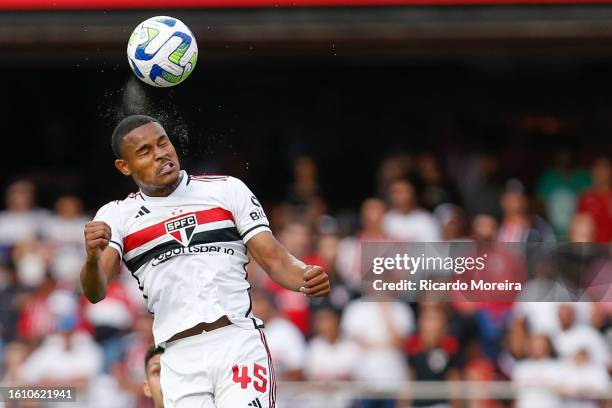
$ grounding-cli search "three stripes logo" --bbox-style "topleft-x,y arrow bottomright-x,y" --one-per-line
135,206 -> 151,218
248,398 -> 262,408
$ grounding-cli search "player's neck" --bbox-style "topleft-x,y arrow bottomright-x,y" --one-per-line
140,173 -> 184,197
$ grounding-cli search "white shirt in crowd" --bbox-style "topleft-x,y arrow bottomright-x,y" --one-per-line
84,294 -> 134,331
382,209 -> 441,242
554,325 -> 611,368
264,316 -> 306,377
335,236 -> 364,290
558,360 -> 610,408
512,358 -> 563,408
0,209 -> 50,246
19,331 -> 103,384
341,300 -> 414,384
513,302 -> 593,338
304,336 -> 360,381
41,215 -> 89,247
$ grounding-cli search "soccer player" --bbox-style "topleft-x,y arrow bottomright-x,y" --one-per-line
144,345 -> 164,408
81,115 -> 331,408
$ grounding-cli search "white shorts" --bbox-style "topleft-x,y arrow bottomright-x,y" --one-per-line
160,325 -> 277,408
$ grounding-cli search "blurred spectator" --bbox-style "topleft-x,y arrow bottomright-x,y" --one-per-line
553,304 -> 610,370
341,300 -> 414,384
536,149 -> 591,239
416,153 -> 458,211
514,289 -> 594,338
464,356 -> 503,408
18,291 -> 102,387
285,155 -> 327,228
16,275 -> 57,341
377,154 -> 412,198
569,213 -> 596,243
455,213 -> 522,359
341,300 -> 414,408
304,305 -> 358,381
0,180 -> 49,246
42,195 -> 86,247
558,348 -> 610,408
12,241 -> 50,289
406,308 -> 460,407
433,203 -> 469,241
453,153 -> 503,219
577,157 -> 612,242
258,221 -> 312,334
308,233 -> 339,273
498,179 -> 555,243
382,179 -> 440,241
0,264 -> 28,344
83,279 -> 136,372
512,335 -> 563,408
42,195 -> 88,287
0,340 -> 28,386
307,232 -> 352,310
105,312 -> 155,408
471,214 -> 498,243
252,290 -> 306,381
337,198 -> 388,292
498,315 -> 528,379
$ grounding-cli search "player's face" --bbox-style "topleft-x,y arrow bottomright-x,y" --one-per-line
143,354 -> 164,408
115,122 -> 181,193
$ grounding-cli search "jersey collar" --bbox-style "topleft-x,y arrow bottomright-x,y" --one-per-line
139,170 -> 188,201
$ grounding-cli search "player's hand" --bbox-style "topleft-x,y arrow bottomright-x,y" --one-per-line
84,221 -> 111,263
300,265 -> 330,297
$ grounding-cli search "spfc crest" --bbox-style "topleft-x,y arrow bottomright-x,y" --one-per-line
165,214 -> 197,246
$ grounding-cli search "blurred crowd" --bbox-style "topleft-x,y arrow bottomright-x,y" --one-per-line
0,150 -> 610,408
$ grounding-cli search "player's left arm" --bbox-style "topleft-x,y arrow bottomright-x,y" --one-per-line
247,231 -> 330,297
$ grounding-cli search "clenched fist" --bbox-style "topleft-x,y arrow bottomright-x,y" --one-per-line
300,265 -> 331,297
84,221 -> 111,262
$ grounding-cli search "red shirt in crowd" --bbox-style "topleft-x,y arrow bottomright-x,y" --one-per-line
578,189 -> 612,242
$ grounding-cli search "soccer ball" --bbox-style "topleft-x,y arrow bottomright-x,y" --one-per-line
127,16 -> 198,87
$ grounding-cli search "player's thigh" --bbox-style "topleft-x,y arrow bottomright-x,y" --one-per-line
162,392 -> 216,408
215,329 -> 276,408
160,335 -> 215,407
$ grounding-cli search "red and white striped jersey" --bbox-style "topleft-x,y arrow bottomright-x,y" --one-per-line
93,171 -> 270,347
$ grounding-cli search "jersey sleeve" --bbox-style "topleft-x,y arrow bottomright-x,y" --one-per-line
93,201 -> 124,257
227,177 -> 271,243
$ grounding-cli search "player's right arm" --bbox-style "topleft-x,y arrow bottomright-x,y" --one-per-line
80,221 -> 121,303
81,200 -> 124,303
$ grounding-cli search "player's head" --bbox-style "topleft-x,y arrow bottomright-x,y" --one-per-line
112,115 -> 181,194
143,345 -> 164,408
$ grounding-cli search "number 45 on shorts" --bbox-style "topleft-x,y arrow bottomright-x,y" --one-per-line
232,363 -> 268,392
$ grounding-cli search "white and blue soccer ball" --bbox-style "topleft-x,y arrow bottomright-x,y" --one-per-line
127,16 -> 198,87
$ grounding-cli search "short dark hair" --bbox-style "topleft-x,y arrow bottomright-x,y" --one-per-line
144,344 -> 164,374
111,114 -> 159,158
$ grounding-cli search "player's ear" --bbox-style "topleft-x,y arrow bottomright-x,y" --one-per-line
115,159 -> 131,176
143,380 -> 152,398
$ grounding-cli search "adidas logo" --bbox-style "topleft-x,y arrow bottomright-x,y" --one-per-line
135,206 -> 151,218
248,397 -> 262,407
